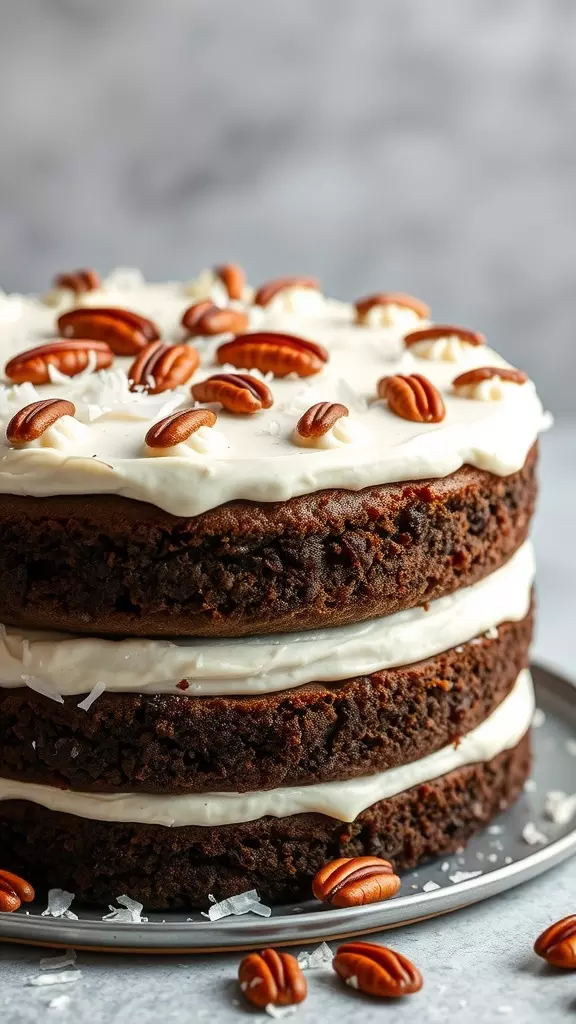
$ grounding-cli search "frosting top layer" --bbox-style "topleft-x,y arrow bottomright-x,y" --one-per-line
0,269 -> 550,517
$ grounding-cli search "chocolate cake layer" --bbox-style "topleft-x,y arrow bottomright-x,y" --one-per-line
0,733 -> 530,908
0,445 -> 537,637
0,611 -> 532,794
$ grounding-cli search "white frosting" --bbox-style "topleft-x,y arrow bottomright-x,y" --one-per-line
453,377 -> 526,402
14,415 -> 89,451
409,336 -> 482,362
362,304 -> 425,331
0,542 -> 534,697
292,414 -> 368,450
0,270 -> 550,517
0,670 -> 533,826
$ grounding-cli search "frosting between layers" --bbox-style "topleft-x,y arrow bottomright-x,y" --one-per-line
0,542 -> 535,697
0,271 -> 550,517
0,671 -> 534,826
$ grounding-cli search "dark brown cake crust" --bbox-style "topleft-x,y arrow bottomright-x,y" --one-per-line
0,611 -> 532,794
0,445 -> 537,637
0,733 -> 530,908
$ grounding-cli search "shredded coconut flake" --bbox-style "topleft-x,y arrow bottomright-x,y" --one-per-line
102,894 -> 147,923
522,822 -> 547,845
487,825 -> 504,835
265,1005 -> 298,1019
449,870 -> 482,884
48,349 -> 98,385
22,675 -> 64,704
297,942 -> 333,969
77,682 -> 107,711
422,880 -> 441,892
440,861 -> 450,872
524,778 -> 537,793
202,889 -> 271,921
544,790 -> 576,826
40,949 -> 77,970
345,975 -> 360,989
532,708 -> 546,728
42,889 -> 78,920
28,971 -> 81,987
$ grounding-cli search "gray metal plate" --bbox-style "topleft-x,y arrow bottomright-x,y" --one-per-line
1,664 -> 575,953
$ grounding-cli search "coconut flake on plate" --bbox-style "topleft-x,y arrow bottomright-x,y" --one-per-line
522,822 -> 547,845
422,880 -> 441,892
532,708 -> 546,728
544,790 -> 576,826
41,889 -> 78,920
102,894 -> 147,923
448,870 -> 483,884
202,889 -> 271,921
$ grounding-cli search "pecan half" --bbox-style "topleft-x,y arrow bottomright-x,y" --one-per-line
378,373 -> 445,423
5,340 -> 113,385
53,268 -> 101,293
145,408 -> 217,448
312,856 -> 401,907
58,307 -> 160,355
238,949 -> 307,1009
535,916 -> 576,968
217,332 -> 328,378
0,869 -> 35,913
191,373 -> 273,413
7,399 -> 76,444
214,263 -> 246,301
355,292 -> 430,322
128,341 -> 200,394
181,301 -> 249,337
297,402 -> 349,438
333,942 -> 423,998
453,366 -> 528,388
253,276 -> 320,307
404,324 -> 484,348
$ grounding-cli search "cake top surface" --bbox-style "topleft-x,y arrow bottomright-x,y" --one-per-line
0,266 -> 549,516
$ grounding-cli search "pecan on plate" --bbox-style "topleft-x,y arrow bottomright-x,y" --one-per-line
312,856 -> 401,907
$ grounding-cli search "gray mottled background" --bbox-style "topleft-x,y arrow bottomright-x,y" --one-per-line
0,0 -> 574,413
